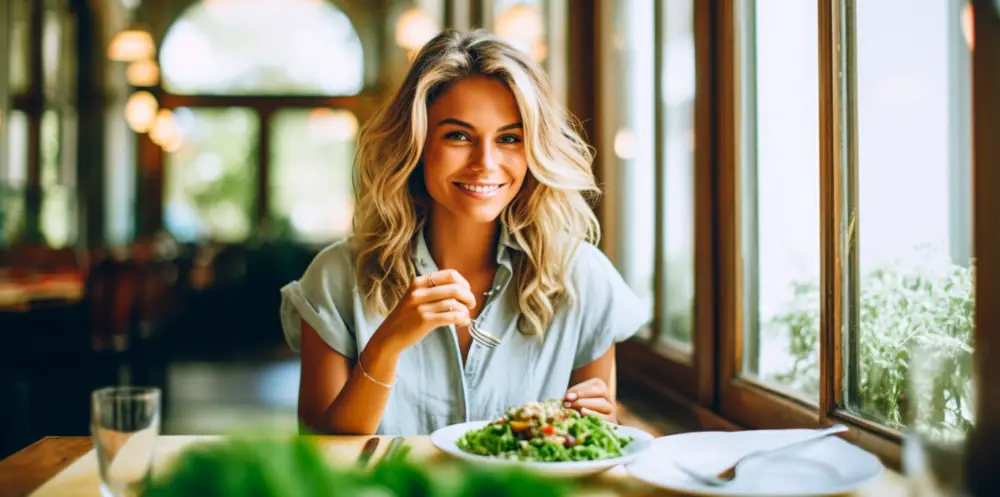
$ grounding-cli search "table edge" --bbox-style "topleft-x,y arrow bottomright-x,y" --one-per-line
0,436 -> 92,497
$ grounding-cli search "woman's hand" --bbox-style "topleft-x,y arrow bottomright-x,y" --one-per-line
563,378 -> 616,423
374,269 -> 477,354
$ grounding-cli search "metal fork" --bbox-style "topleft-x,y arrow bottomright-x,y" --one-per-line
468,319 -> 501,348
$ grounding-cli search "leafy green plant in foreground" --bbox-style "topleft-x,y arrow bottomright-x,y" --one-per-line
145,436 -> 572,497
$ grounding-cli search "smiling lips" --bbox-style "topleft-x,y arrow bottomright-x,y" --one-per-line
455,182 -> 505,199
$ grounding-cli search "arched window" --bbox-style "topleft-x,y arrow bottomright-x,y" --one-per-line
156,0 -> 366,244
160,0 -> 364,95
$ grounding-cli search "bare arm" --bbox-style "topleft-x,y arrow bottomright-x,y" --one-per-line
297,320 -> 403,435
297,270 -> 477,435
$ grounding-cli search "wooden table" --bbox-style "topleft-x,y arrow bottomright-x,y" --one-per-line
0,436 -> 909,497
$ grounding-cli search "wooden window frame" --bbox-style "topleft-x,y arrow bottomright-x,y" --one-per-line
717,0 -> 909,466
968,2 -> 1000,491
619,0 -> 1000,474
612,0 -> 717,407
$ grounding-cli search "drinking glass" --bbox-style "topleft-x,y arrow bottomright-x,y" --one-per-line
90,387 -> 161,497
903,342 -> 975,497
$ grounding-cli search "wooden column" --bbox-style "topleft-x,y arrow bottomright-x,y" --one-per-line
75,0 -> 106,247
565,0 -> 601,238
968,2 -> 1000,494
24,0 -> 44,243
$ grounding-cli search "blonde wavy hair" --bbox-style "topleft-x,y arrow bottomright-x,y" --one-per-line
352,29 -> 600,337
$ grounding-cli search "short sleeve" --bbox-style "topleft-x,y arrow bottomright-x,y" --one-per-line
279,240 -> 358,358
570,243 -> 651,369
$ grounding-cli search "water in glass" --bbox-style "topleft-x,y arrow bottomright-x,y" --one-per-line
90,386 -> 161,497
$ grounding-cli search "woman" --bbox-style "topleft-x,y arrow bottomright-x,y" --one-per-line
280,29 -> 648,436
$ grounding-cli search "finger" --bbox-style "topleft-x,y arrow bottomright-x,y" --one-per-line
423,310 -> 471,329
579,407 -> 614,421
423,269 -> 471,291
413,284 -> 477,310
565,397 -> 613,414
565,378 -> 606,400
414,274 -> 436,288
417,298 -> 464,316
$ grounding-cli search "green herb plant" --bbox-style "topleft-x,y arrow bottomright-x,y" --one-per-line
763,256 -> 974,440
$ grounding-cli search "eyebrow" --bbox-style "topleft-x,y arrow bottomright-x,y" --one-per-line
436,118 -> 523,132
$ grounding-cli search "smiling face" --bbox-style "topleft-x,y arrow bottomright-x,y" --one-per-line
421,75 -> 529,225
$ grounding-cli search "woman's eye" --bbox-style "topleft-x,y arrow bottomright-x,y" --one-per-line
498,134 -> 522,145
444,131 -> 470,141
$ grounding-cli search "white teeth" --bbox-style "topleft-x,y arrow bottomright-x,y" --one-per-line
458,183 -> 501,194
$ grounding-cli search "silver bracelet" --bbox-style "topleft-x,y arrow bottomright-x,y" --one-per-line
358,356 -> 395,388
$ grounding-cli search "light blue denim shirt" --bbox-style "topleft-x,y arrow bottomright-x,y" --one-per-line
279,227 -> 650,435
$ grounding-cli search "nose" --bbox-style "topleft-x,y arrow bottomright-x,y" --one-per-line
473,140 -> 501,171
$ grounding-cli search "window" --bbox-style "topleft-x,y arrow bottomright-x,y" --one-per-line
846,0 -> 973,438
268,109 -> 358,243
160,0 -> 364,96
2,0 -> 77,247
1,111 -> 28,245
740,0 -> 821,401
657,0 -> 697,350
606,0 -> 707,402
39,109 -> 77,247
605,0 -> 698,351
716,0 -> 977,461
164,108 -> 258,243
603,0 -> 656,326
8,0 -> 29,94
607,0 -> 996,469
155,0 -> 372,244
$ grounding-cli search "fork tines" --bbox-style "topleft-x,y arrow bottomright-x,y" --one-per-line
469,321 -> 501,348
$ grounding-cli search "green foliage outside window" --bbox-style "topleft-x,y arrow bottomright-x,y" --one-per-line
765,256 -> 974,438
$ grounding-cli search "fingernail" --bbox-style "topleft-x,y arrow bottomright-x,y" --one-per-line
563,401 -> 572,407
567,393 -> 577,400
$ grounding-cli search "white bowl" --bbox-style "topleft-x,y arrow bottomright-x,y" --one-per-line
429,420 -> 654,477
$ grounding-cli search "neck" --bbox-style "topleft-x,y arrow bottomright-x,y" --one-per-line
425,209 -> 499,274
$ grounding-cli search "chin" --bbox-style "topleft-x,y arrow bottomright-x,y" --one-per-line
432,198 -> 504,224
456,206 -> 506,224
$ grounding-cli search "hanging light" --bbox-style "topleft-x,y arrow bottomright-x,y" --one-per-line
124,91 -> 158,133
108,26 -> 155,62
613,128 -> 635,160
150,109 -> 183,152
395,8 -> 438,53
495,4 -> 546,62
961,2 -> 974,50
126,59 -> 160,86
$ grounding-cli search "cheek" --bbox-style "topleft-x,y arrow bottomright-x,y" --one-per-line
422,147 -> 468,191
504,152 -> 529,184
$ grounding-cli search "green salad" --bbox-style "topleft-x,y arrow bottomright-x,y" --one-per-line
456,400 -> 633,462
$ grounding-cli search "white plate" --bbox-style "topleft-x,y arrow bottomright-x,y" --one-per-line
626,430 -> 885,496
430,420 -> 654,477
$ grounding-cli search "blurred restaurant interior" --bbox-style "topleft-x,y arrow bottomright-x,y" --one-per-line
2,0 -> 1000,492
